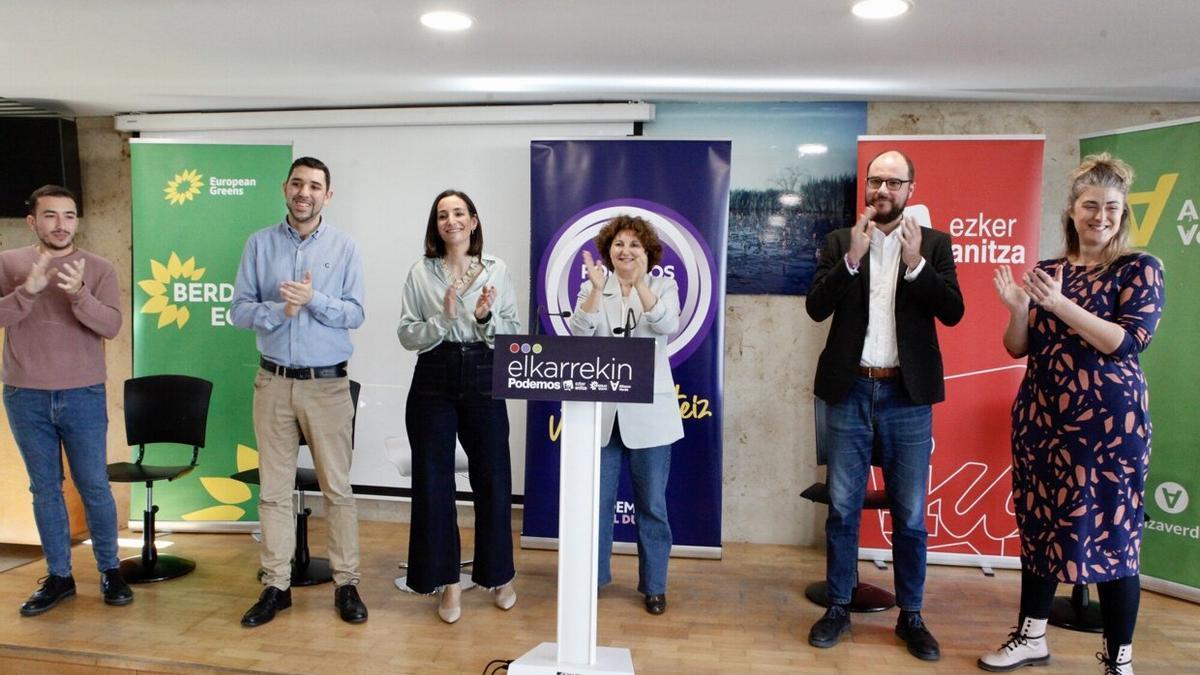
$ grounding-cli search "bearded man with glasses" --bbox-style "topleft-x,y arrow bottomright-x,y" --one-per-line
804,150 -> 964,662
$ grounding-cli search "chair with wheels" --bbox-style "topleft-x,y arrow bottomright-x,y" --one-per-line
107,374 -> 213,583
800,397 -> 897,612
231,380 -> 361,587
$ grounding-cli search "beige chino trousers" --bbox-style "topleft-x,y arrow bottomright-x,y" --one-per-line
252,369 -> 360,589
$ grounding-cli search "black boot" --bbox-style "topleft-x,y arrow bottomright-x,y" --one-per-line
101,568 -> 134,606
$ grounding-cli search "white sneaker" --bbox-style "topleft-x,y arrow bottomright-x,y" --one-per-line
1098,642 -> 1133,675
978,617 -> 1051,672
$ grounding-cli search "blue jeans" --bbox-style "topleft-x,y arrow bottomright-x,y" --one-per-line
404,342 -> 514,593
598,424 -> 672,596
824,376 -> 932,612
3,384 -> 119,576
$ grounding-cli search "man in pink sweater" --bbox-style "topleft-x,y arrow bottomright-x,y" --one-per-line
0,185 -> 131,616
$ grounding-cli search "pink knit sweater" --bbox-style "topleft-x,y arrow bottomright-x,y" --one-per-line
0,246 -> 121,390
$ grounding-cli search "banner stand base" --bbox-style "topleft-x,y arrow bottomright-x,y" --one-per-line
509,642 -> 634,675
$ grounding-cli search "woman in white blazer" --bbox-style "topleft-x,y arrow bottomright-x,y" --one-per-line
569,214 -> 684,615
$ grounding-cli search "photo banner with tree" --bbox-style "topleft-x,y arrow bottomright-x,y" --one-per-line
648,102 -> 866,294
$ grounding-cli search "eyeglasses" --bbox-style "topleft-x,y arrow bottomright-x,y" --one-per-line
866,177 -> 912,190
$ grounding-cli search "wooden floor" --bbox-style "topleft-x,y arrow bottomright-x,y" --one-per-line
1,520 -> 1198,674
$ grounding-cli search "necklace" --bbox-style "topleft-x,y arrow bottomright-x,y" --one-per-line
441,256 -> 482,291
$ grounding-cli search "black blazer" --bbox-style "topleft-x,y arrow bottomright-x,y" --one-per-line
805,226 -> 964,405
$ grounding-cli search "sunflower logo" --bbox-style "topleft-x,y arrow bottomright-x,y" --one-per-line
164,169 -> 204,206
182,443 -> 260,521
138,252 -> 206,329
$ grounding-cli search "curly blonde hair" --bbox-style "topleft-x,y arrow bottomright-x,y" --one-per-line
1061,152 -> 1135,268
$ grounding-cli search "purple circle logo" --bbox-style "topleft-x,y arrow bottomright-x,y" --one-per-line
538,199 -> 717,366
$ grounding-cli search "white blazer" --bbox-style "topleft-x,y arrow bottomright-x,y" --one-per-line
568,273 -> 685,449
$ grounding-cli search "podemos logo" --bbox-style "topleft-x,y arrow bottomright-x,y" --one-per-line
538,199 -> 717,367
138,252 -> 235,329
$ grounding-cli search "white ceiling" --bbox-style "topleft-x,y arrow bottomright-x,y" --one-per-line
4,0 -> 1199,116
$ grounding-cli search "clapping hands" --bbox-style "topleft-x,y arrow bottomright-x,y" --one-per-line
474,285 -> 496,321
847,206 -> 876,266
582,250 -> 607,288
281,271 -> 312,317
1023,265 -> 1066,312
994,264 -> 1066,313
993,265 -> 1029,314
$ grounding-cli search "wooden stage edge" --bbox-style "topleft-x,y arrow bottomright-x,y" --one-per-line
2,520 -> 1198,674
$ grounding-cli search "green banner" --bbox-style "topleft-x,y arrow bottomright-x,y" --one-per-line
1081,119 -> 1200,595
130,141 -> 292,523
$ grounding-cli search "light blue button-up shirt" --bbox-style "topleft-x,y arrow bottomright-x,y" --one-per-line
230,219 -> 365,367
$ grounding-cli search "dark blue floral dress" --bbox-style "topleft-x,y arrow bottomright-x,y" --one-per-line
1011,253 -> 1164,583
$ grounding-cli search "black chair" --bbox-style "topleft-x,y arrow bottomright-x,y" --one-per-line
231,380 -> 360,587
801,398 -> 897,612
1048,584 -> 1103,633
108,375 -> 213,583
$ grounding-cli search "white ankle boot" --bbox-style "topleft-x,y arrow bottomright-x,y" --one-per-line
978,617 -> 1050,671
1098,642 -> 1133,675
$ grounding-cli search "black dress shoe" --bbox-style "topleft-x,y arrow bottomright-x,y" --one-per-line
101,568 -> 133,606
644,594 -> 667,615
241,586 -> 291,627
20,575 -> 76,617
335,584 -> 368,623
896,611 -> 941,661
808,604 -> 851,648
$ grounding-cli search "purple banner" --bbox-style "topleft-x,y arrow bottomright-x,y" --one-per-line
523,139 -> 729,552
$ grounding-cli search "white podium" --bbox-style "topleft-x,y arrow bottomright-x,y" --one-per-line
495,334 -> 655,675
509,400 -> 634,674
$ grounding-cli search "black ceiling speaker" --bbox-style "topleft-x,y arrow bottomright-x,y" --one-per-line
0,118 -> 84,218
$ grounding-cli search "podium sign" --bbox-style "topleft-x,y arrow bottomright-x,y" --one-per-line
493,334 -> 654,403
495,333 -> 652,674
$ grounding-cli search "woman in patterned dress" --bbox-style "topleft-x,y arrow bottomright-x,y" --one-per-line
979,154 -> 1164,675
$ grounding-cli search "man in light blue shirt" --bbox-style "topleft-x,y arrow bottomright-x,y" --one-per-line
230,156 -> 368,627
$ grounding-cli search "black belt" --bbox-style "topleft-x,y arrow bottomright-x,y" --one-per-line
431,341 -> 489,353
260,357 -> 347,380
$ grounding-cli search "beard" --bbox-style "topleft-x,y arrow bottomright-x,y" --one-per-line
286,200 -> 322,226
39,231 -> 75,252
868,193 -> 907,224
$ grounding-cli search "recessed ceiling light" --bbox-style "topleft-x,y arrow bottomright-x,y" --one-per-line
421,10 -> 474,31
851,0 -> 911,20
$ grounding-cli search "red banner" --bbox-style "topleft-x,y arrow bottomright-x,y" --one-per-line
855,136 -> 1044,562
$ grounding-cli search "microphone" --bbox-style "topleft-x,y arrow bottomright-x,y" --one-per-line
534,305 -> 572,335
612,307 -> 636,337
